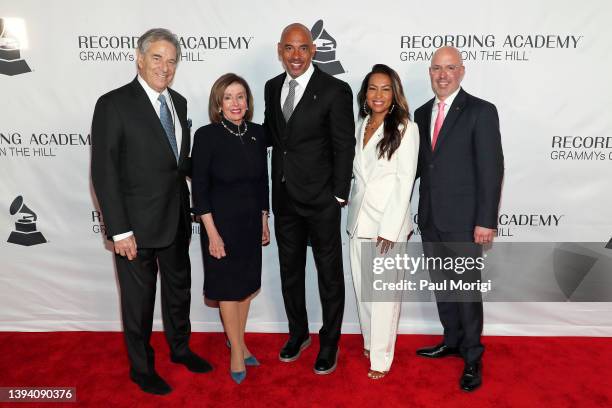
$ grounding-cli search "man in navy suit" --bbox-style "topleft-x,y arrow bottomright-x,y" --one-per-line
91,28 -> 211,395
414,46 -> 504,391
263,23 -> 355,375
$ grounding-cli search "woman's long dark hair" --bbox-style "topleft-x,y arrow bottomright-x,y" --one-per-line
357,64 -> 410,160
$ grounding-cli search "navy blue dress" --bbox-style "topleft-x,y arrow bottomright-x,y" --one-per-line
192,120 -> 269,300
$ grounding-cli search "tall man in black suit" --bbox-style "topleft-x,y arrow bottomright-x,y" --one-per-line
263,23 -> 355,375
414,47 -> 504,391
91,28 -> 211,395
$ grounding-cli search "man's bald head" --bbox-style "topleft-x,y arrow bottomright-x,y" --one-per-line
432,46 -> 463,65
429,46 -> 465,100
280,23 -> 313,43
277,23 -> 316,78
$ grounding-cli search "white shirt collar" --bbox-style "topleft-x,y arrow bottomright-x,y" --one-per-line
283,63 -> 314,89
434,86 -> 461,109
137,74 -> 170,105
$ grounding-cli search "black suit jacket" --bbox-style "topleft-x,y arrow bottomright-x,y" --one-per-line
91,77 -> 192,248
263,66 -> 355,216
414,88 -> 504,232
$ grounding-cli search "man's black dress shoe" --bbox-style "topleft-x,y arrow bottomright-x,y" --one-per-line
416,343 -> 460,358
129,370 -> 172,395
313,346 -> 338,375
460,362 -> 482,392
279,335 -> 311,362
170,350 -> 213,373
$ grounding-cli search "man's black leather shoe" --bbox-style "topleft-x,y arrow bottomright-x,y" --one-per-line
279,335 -> 311,362
313,346 -> 338,375
130,370 -> 172,395
460,362 -> 482,392
170,350 -> 213,373
416,343 -> 460,358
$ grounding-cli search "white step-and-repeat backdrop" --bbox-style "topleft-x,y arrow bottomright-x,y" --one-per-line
2,0 -> 611,335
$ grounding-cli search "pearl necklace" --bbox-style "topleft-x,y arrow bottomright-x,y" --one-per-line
222,119 -> 248,137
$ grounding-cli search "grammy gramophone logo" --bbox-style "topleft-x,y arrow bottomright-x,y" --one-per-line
0,17 -> 32,76
7,196 -> 47,246
310,19 -> 345,76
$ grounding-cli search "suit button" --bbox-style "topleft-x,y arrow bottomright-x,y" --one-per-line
283,151 -> 287,155
429,164 -> 434,169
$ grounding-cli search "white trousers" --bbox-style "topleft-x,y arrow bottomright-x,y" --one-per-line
349,236 -> 404,372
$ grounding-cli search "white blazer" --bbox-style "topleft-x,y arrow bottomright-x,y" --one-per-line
346,117 -> 420,241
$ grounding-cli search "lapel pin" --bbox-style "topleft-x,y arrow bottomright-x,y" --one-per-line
313,94 -> 317,100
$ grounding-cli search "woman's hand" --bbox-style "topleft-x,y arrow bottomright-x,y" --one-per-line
208,232 -> 226,259
200,213 -> 226,258
376,236 -> 395,255
262,213 -> 270,246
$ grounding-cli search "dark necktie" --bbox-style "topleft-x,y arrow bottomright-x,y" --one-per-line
282,79 -> 298,122
158,94 -> 179,161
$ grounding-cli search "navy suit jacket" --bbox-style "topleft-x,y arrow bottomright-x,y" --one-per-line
91,77 -> 192,247
263,66 -> 355,216
414,88 -> 504,232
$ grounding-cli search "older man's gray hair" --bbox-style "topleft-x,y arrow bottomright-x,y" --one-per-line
137,28 -> 181,60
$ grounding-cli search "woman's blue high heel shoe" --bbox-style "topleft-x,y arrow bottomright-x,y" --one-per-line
226,339 -> 260,366
244,355 -> 260,367
230,369 -> 246,384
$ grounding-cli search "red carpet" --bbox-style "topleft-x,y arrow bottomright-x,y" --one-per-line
1,332 -> 611,407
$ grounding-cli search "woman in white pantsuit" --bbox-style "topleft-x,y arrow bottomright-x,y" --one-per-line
346,64 -> 419,379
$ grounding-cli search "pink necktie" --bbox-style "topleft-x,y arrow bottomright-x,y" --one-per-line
432,101 -> 445,150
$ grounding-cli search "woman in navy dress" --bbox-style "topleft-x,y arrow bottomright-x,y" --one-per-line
192,73 -> 269,384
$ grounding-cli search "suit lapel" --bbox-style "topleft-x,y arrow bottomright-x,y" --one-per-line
421,98 -> 434,152
354,118 -> 366,175
355,115 -> 384,182
434,88 -> 467,155
273,74 -> 286,137
288,68 -> 319,123
364,122 -> 384,182
130,78 -> 178,163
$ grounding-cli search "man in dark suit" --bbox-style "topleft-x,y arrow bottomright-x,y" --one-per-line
91,28 -> 211,395
414,46 -> 504,391
263,23 -> 355,375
